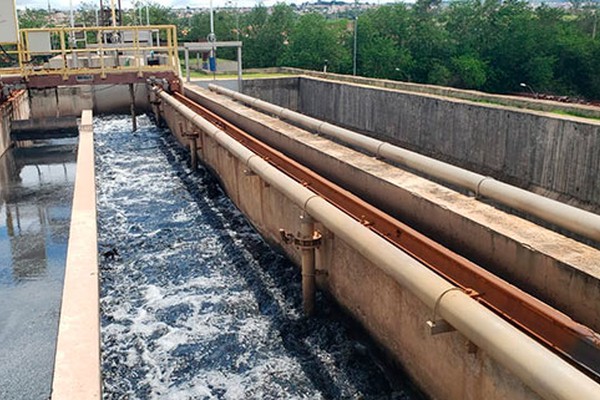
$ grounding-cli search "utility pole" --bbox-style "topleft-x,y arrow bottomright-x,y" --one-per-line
353,16 -> 358,76
209,0 -> 217,78
593,9 -> 597,40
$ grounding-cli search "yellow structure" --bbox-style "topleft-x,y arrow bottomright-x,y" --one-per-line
1,25 -> 180,81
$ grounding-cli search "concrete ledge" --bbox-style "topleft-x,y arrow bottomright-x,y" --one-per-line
52,110 -> 101,399
11,116 -> 79,141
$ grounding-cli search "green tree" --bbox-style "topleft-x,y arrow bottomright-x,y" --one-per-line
242,4 -> 295,68
355,4 -> 414,80
451,55 -> 488,89
282,13 -> 350,73
19,8 -> 52,29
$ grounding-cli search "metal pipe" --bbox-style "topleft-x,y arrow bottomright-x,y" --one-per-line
237,45 -> 242,93
129,83 -> 137,131
208,84 -> 600,244
190,136 -> 198,170
185,49 -> 190,83
110,0 -> 117,28
300,213 -> 316,316
156,88 -> 600,399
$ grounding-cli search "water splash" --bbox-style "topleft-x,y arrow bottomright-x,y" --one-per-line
96,114 -> 423,400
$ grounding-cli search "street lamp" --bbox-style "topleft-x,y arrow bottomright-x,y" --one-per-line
520,82 -> 538,99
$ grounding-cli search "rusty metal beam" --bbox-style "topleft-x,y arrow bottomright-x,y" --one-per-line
171,91 -> 600,382
0,71 -> 179,89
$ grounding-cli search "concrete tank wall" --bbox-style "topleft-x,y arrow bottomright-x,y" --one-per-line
188,85 -> 600,333
0,90 -> 30,158
242,76 -> 600,213
279,68 -> 600,120
296,77 -> 600,213
159,95 -> 544,400
28,84 -> 149,118
241,77 -> 300,111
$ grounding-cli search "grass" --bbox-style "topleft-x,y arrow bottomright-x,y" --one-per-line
549,109 -> 600,121
180,59 -> 293,79
187,71 -> 294,79
449,95 -> 600,121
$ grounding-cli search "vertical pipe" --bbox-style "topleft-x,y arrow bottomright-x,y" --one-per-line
110,0 -> 117,27
190,136 -> 198,170
300,213 -> 316,316
118,0 -> 123,26
209,0 -> 215,35
185,49 -> 190,83
237,45 -> 242,92
129,83 -> 137,131
99,0 -> 104,26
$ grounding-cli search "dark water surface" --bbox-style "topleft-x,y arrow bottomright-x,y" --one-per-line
97,115 -> 424,400
0,142 -> 77,399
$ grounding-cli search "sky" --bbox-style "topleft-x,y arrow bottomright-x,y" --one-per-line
16,0 -> 383,11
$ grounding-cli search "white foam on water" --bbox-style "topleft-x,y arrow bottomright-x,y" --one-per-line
96,115 -> 418,400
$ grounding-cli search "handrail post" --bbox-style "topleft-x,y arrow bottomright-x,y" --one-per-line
59,28 -> 68,80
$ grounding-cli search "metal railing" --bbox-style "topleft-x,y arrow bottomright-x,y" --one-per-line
0,25 -> 180,80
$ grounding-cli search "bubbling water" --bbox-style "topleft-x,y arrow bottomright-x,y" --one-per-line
96,114 -> 423,400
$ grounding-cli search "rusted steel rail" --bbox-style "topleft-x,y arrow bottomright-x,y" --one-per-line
171,91 -> 600,381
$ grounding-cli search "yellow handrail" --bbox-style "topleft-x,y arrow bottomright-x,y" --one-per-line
0,25 -> 180,80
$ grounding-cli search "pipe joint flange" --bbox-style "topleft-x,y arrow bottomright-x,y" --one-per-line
375,142 -> 387,159
475,176 -> 493,199
316,121 -> 326,134
279,229 -> 322,249
244,154 -> 260,168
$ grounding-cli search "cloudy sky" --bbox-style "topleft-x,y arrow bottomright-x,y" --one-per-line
16,0 -> 381,11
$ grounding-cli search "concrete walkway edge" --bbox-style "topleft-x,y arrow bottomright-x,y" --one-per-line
51,109 -> 101,399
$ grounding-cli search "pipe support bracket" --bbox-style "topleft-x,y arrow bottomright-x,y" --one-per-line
279,229 -> 322,249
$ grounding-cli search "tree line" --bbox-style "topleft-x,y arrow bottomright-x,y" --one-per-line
18,1 -> 600,100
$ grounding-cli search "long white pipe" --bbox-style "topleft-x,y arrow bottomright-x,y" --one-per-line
158,88 -> 600,399
208,84 -> 600,244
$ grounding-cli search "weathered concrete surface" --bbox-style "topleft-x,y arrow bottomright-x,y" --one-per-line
29,84 -> 148,118
278,67 -> 600,120
241,77 -> 300,111
11,116 -> 78,140
92,83 -> 149,114
186,84 -> 600,334
241,76 -> 600,214
0,90 -> 30,158
52,110 -> 101,400
163,89 -> 551,400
